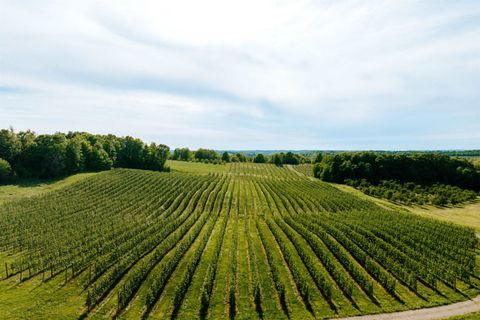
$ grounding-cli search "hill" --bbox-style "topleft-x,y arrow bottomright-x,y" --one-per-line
0,162 -> 478,319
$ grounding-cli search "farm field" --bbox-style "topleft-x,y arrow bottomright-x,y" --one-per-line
0,162 -> 479,319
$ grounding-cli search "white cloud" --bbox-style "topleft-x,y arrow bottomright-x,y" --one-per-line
0,0 -> 479,149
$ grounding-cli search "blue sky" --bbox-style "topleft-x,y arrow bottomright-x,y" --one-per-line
0,0 -> 479,150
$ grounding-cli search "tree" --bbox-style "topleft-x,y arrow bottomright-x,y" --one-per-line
222,152 -> 230,163
0,128 -> 21,165
19,133 -> 68,178
284,152 -> 299,165
0,128 -> 175,177
87,143 -> 113,171
254,154 -> 266,163
314,153 -> 323,163
273,154 -> 283,167
173,148 -> 191,161
0,158 -> 12,182
117,136 -> 146,169
65,136 -> 86,173
195,149 -> 218,161
235,153 -> 247,162
144,143 -> 170,171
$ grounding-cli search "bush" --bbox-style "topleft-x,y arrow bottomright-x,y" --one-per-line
0,158 -> 12,182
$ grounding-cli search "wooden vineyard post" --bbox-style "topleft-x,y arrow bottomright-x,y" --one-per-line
4,262 -> 8,279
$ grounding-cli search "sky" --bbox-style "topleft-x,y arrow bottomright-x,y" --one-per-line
0,0 -> 479,150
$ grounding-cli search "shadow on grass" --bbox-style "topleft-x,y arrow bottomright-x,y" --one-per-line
1,176 -> 69,188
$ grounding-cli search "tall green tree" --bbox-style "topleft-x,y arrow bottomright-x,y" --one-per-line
254,153 -> 266,163
0,128 -> 21,165
314,153 -> 323,163
222,152 -> 230,163
195,149 -> 218,161
117,136 -> 146,169
173,148 -> 191,161
284,152 -> 299,165
273,154 -> 283,167
87,143 -> 113,171
235,153 -> 247,162
144,143 -> 170,171
65,136 -> 86,173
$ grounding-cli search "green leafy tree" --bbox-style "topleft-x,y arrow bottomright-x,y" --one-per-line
87,143 -> 113,171
173,148 -> 192,161
273,154 -> 283,167
144,143 -> 170,171
19,133 -> 68,178
0,128 -> 21,165
0,158 -> 12,182
195,149 -> 218,161
117,136 -> 146,168
222,152 -> 230,163
254,153 -> 266,163
235,153 -> 247,162
65,136 -> 86,173
314,153 -> 323,163
284,152 -> 299,165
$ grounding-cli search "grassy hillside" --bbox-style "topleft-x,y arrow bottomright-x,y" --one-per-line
0,163 -> 478,319
407,203 -> 480,232
0,173 -> 95,205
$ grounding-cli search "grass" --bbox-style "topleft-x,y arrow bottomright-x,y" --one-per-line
458,156 -> 480,165
0,172 -> 96,205
0,254 -> 84,319
445,312 -> 480,319
167,160 -> 230,174
407,201 -> 480,232
332,182 -> 480,232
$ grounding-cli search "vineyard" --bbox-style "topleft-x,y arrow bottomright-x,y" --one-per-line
0,161 -> 479,319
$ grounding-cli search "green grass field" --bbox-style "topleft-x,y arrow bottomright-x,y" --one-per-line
0,172 -> 95,205
459,156 -> 480,166
446,312 -> 480,320
0,163 -> 479,319
167,160 -> 230,174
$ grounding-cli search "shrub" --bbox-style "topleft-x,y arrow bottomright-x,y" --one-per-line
0,158 -> 12,182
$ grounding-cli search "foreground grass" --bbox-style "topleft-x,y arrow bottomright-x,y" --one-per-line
0,257 -> 84,319
446,312 -> 480,319
0,172 -> 96,205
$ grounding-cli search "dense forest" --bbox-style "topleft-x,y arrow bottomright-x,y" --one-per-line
0,128 -> 169,181
313,152 -> 480,205
314,152 -> 480,190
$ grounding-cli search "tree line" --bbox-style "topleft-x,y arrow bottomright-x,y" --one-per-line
314,152 -> 480,191
0,128 -> 170,182
172,148 -> 311,166
346,179 -> 477,206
